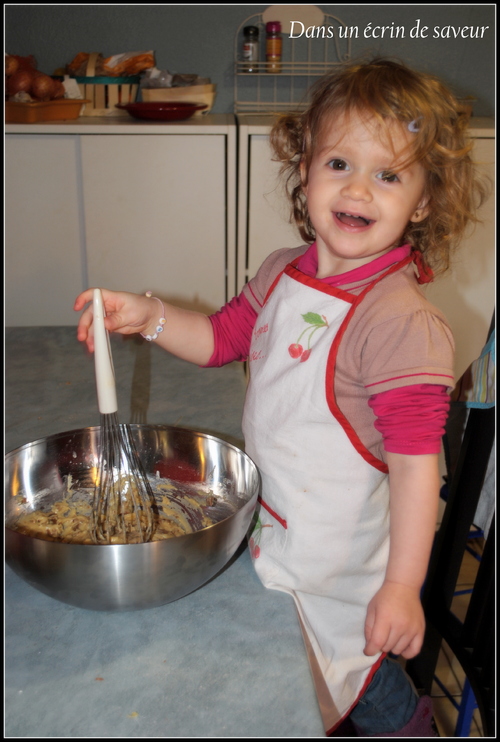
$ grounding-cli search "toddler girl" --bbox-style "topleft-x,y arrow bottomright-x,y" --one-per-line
75,58 -> 486,736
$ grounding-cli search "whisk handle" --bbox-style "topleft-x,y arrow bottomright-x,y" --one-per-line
93,288 -> 118,414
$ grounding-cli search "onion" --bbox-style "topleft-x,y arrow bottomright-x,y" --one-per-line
5,55 -> 19,76
52,79 -> 66,99
31,73 -> 56,101
7,68 -> 36,96
10,54 -> 37,71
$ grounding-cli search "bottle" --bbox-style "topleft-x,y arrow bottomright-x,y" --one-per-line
266,21 -> 282,73
241,26 -> 259,73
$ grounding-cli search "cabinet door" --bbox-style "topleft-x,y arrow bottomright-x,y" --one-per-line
81,134 -> 226,312
5,134 -> 84,325
246,134 -> 303,282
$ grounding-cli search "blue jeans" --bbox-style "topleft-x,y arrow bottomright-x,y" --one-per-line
349,657 -> 418,735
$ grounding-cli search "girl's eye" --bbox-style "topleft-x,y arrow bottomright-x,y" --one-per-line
328,158 -> 349,171
378,170 -> 399,183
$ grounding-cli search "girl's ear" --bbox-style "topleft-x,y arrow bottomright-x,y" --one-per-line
411,195 -> 429,223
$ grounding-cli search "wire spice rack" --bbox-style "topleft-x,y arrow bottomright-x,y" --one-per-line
234,11 -> 352,114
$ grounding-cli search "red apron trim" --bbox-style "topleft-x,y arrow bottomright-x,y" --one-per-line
264,259 -> 358,307
412,250 -> 434,284
246,281 -> 263,309
326,653 -> 386,736
258,495 -> 288,529
325,257 -> 414,474
263,270 -> 286,306
285,261 -> 357,303
365,371 -> 455,388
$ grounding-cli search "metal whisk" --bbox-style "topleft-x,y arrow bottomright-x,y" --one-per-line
92,288 -> 156,544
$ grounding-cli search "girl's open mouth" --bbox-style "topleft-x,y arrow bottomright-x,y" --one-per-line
335,212 -> 373,228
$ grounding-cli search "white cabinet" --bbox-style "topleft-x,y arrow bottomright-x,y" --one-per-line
81,134 -> 227,310
5,134 -> 84,326
5,115 -> 236,326
236,117 -> 301,289
237,116 -> 495,380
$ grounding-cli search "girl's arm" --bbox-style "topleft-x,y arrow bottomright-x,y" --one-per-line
74,288 -> 215,366
363,452 -> 440,659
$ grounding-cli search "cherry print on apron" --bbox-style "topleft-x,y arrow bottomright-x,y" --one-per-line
288,312 -> 329,361
243,261 -> 390,734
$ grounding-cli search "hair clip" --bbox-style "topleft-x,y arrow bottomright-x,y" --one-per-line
408,118 -> 422,133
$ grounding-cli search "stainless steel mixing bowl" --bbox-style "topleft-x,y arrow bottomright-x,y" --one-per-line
5,425 -> 260,611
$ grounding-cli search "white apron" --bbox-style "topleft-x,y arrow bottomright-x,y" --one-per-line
243,261 -> 391,734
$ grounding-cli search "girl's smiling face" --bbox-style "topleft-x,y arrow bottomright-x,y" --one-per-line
302,111 -> 429,277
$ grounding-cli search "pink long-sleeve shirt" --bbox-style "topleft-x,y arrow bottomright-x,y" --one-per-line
206,245 -> 450,455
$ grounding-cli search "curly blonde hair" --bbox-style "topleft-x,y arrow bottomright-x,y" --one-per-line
270,57 -> 488,275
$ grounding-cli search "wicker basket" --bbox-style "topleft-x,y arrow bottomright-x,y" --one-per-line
74,52 -> 139,116
141,84 -> 216,116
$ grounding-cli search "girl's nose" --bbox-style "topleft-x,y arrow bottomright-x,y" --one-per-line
340,175 -> 372,201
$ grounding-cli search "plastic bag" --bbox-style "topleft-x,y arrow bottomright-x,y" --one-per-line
140,67 -> 174,89
102,51 -> 155,76
140,69 -> 212,89
67,51 -> 155,78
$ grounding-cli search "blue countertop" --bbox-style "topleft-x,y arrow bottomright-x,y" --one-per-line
5,327 -> 325,737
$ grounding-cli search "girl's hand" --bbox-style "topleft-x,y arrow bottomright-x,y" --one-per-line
74,288 -> 157,352
363,580 -> 425,659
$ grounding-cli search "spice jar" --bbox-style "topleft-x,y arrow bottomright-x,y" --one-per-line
266,21 -> 282,73
241,25 -> 259,73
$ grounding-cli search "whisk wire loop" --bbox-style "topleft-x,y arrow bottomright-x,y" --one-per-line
92,413 -> 156,544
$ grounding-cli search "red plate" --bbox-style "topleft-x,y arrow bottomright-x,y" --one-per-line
116,102 -> 208,121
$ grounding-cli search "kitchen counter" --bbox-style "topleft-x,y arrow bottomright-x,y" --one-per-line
5,112 -> 236,134
5,327 -> 325,738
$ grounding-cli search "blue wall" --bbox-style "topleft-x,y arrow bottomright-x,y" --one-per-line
5,4 -> 495,116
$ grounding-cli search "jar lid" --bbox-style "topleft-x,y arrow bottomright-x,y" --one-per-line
244,25 -> 259,37
266,21 -> 281,33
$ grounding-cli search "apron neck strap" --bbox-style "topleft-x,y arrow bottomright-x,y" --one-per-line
412,250 -> 434,284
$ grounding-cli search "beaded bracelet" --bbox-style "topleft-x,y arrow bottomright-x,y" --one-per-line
140,292 -> 166,341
